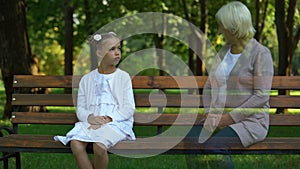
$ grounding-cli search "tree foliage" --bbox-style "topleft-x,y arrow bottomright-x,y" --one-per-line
23,0 -> 299,76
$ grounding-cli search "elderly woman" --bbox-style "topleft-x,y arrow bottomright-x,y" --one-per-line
186,1 -> 274,169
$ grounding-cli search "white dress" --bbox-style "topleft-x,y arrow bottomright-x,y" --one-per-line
54,71 -> 127,149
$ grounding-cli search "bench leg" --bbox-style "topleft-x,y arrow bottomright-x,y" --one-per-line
1,152 -> 20,169
1,152 -> 8,169
15,153 -> 21,169
3,158 -> 8,169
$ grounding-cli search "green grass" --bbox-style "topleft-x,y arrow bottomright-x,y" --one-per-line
1,81 -> 300,169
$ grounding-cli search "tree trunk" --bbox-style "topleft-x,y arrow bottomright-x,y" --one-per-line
275,0 -> 298,76
275,0 -> 299,114
255,0 -> 269,42
154,35 -> 166,76
0,0 -> 34,119
197,0 -> 207,76
182,0 -> 207,76
182,0 -> 195,75
275,0 -> 288,114
64,0 -> 74,93
153,12 -> 166,76
286,0 -> 298,75
84,0 -> 98,71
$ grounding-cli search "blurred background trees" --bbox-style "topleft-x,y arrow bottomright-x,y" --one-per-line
0,0 -> 299,118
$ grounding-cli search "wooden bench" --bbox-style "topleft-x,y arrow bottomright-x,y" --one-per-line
1,75 -> 300,169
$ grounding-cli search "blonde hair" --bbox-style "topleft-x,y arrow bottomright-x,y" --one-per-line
215,1 -> 256,39
88,32 -> 119,50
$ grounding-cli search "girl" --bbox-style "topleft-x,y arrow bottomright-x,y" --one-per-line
54,32 -> 136,169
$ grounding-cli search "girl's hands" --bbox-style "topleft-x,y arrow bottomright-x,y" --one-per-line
87,114 -> 112,130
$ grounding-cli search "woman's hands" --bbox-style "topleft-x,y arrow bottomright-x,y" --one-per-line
203,113 -> 234,131
87,114 -> 112,130
218,113 -> 234,129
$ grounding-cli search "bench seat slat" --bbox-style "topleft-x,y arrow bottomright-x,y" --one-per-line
11,112 -> 300,126
0,135 -> 300,154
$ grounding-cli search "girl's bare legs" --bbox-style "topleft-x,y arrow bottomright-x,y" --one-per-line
93,143 -> 108,169
70,140 -> 93,169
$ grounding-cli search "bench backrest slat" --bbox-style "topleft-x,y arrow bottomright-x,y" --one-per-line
13,76 -> 208,89
13,75 -> 78,88
13,75 -> 300,89
12,94 -> 300,108
12,94 -> 74,106
271,76 -> 300,90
